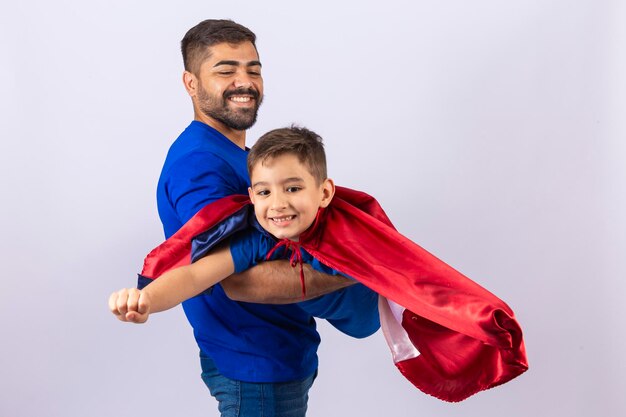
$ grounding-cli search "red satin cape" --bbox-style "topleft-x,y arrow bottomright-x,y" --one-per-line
141,186 -> 528,402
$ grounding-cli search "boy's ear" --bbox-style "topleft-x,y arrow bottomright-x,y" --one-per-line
248,187 -> 255,203
319,178 -> 335,208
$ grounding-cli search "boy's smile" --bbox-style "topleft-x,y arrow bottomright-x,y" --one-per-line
248,153 -> 334,241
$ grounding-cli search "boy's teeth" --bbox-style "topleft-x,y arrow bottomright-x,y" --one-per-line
272,215 -> 294,223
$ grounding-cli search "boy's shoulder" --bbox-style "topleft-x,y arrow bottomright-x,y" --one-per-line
229,223 -> 276,273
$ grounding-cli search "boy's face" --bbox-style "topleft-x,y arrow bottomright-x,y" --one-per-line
248,153 -> 334,241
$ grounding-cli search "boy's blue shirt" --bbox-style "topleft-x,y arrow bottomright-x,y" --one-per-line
230,217 -> 380,338
155,121 -> 379,383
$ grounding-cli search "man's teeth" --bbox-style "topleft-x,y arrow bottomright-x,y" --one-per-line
230,96 -> 251,102
271,216 -> 294,223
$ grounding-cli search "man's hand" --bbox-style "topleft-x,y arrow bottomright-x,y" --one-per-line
108,288 -> 151,323
220,260 -> 355,303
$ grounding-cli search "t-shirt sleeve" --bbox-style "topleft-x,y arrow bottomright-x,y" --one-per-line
308,258 -> 353,279
229,229 -> 274,273
164,151 -> 243,224
298,253 -> 381,338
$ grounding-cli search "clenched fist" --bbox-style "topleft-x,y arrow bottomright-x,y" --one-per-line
108,288 -> 151,323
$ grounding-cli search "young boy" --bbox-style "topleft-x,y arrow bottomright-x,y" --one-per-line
109,126 -> 341,324
109,126 -> 528,403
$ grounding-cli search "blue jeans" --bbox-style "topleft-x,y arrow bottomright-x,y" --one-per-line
200,352 -> 317,417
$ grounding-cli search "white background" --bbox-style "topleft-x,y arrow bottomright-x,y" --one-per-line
1,1 -> 624,416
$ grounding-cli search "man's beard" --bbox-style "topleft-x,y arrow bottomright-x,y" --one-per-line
197,84 -> 263,131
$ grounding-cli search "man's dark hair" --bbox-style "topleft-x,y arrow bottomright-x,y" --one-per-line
248,126 -> 328,184
181,19 -> 257,74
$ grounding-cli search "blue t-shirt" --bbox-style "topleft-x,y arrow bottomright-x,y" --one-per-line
156,121 -> 379,383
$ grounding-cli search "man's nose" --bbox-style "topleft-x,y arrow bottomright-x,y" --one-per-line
233,71 -> 254,89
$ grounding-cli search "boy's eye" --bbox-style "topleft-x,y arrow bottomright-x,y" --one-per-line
256,189 -> 270,196
286,186 -> 302,193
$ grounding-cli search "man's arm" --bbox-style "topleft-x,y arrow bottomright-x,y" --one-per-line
221,258 -> 380,338
221,260 -> 355,303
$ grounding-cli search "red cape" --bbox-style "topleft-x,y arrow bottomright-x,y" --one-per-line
140,186 -> 528,402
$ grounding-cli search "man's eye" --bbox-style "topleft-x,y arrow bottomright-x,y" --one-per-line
286,186 -> 302,193
218,71 -> 235,75
248,71 -> 261,76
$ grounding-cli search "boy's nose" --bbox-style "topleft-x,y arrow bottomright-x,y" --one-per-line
270,194 -> 287,210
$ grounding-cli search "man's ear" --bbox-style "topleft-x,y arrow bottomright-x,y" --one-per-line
182,71 -> 197,97
319,178 -> 335,208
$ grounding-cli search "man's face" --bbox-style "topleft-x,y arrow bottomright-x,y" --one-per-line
248,153 -> 334,241
194,42 -> 264,131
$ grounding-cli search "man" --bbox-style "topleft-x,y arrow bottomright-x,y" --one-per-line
152,19 -> 379,416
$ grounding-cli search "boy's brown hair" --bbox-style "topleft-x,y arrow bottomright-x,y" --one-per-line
247,126 -> 327,184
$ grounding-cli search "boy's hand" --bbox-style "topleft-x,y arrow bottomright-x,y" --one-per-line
108,288 -> 151,323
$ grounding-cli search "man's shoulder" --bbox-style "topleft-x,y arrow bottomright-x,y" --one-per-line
156,121 -> 250,232
166,123 -> 224,162
163,146 -> 233,176
161,121 -> 247,178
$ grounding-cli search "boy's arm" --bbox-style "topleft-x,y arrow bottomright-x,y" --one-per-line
109,243 -> 234,322
220,261 -> 355,303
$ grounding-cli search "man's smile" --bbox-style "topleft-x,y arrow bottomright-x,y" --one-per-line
224,88 -> 259,104
229,96 -> 252,103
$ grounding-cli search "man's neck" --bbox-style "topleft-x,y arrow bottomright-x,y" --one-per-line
194,112 -> 246,149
